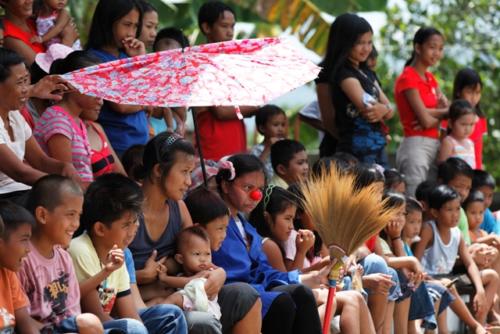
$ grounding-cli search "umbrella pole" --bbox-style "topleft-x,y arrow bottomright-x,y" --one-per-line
191,108 -> 208,187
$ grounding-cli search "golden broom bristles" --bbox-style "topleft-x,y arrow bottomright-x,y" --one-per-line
300,164 -> 399,258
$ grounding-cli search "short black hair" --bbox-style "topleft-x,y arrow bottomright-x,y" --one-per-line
198,1 -> 235,32
438,157 -> 474,184
405,196 -> 423,214
462,189 -> 484,210
384,168 -> 406,190
121,144 -> 145,182
86,0 -> 143,50
353,163 -> 384,191
49,51 -> 101,75
255,105 -> 286,135
153,27 -> 189,51
81,173 -> 143,232
185,187 -> 229,225
176,225 -> 210,253
0,200 -> 35,240
415,180 -> 438,203
270,139 -> 306,172
428,185 -> 460,210
0,48 -> 25,83
382,191 -> 406,210
448,99 -> 475,123
472,170 -> 496,190
26,175 -> 82,215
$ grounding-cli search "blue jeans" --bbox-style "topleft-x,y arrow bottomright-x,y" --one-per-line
139,304 -> 188,334
103,318 -> 148,334
360,253 -> 402,301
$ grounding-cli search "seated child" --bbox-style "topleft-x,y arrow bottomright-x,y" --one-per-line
121,144 -> 145,183
251,105 -> 288,181
270,139 -> 309,188
473,170 -> 500,235
19,175 -> 103,333
69,173 -> 187,334
414,185 -> 496,331
33,0 -> 81,49
164,226 -> 222,321
0,201 -> 38,333
437,100 -> 477,168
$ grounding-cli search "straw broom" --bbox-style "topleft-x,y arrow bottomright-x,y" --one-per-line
300,165 -> 400,334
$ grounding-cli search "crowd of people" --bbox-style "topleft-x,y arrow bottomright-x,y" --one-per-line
0,0 -> 498,333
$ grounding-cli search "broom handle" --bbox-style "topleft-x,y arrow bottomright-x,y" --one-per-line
322,279 -> 336,334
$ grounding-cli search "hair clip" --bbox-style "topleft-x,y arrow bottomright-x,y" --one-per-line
218,160 -> 236,181
166,133 -> 182,146
263,184 -> 276,208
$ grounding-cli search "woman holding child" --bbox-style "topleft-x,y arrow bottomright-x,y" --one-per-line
128,132 -> 262,334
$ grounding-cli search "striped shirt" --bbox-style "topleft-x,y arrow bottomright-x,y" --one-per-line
34,106 -> 93,182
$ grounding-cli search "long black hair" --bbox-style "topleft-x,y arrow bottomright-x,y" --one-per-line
319,13 -> 373,81
404,27 -> 443,67
86,0 -> 143,50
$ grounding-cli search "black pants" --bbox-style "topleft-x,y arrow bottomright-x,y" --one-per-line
262,284 -> 321,334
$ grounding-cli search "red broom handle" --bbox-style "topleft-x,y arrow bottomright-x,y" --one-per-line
322,280 -> 336,334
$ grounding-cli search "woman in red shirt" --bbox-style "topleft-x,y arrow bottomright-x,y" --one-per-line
394,27 -> 449,195
1,0 -> 77,65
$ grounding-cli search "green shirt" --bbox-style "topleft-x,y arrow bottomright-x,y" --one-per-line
458,207 -> 471,245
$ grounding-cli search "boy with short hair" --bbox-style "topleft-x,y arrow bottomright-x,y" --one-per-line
69,173 -> 187,334
438,157 -> 474,244
0,200 -> 38,333
270,139 -> 309,187
19,175 -> 103,334
473,170 -> 500,235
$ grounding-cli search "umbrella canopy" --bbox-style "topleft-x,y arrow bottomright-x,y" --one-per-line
62,37 -> 320,107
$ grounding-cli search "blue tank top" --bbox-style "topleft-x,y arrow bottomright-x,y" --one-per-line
88,48 -> 149,156
128,199 -> 182,270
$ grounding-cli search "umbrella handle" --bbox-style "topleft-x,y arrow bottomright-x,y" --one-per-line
323,280 -> 336,334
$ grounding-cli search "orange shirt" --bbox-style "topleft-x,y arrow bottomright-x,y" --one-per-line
0,268 -> 29,332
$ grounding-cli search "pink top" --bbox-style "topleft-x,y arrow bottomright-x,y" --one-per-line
446,136 -> 476,169
17,243 -> 81,326
34,106 -> 93,182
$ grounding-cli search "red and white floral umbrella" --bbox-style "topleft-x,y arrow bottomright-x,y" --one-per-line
63,37 -> 320,108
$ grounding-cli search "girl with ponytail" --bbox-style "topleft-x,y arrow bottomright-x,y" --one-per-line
394,27 -> 448,195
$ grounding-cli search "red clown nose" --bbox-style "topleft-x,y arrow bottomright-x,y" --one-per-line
249,189 -> 263,201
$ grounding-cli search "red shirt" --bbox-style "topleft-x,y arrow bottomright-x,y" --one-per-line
441,116 -> 487,169
394,66 -> 439,139
3,18 -> 45,54
196,109 -> 247,161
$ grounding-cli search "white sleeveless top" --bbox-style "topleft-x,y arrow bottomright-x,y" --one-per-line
448,136 -> 476,169
421,220 -> 461,275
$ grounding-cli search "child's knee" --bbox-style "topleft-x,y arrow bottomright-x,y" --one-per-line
76,313 -> 103,334
482,268 -> 499,284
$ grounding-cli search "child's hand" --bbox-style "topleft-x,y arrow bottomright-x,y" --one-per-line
437,93 -> 449,108
386,219 -> 403,240
104,245 -> 124,273
296,229 -> 315,254
122,37 -> 146,57
473,290 -> 486,315
143,249 -> 166,281
30,36 -> 43,44
362,273 -> 395,295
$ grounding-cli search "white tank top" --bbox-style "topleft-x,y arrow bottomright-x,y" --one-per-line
421,220 -> 461,275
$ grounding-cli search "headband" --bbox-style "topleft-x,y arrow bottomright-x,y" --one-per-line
263,184 -> 276,209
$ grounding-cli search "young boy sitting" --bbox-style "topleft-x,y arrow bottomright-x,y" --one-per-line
0,201 -> 37,333
473,170 -> 500,235
69,173 -> 187,334
270,139 -> 309,188
19,175 -> 103,333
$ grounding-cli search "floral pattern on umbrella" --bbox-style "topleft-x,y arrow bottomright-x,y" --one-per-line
63,37 -> 320,107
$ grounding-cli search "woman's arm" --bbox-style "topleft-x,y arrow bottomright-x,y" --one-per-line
0,143 -> 46,185
179,200 -> 193,230
40,9 -> 71,42
403,89 -> 448,129
3,37 -> 36,65
107,101 -> 144,115
374,81 -> 394,120
316,83 -> 337,137
340,78 -> 390,123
